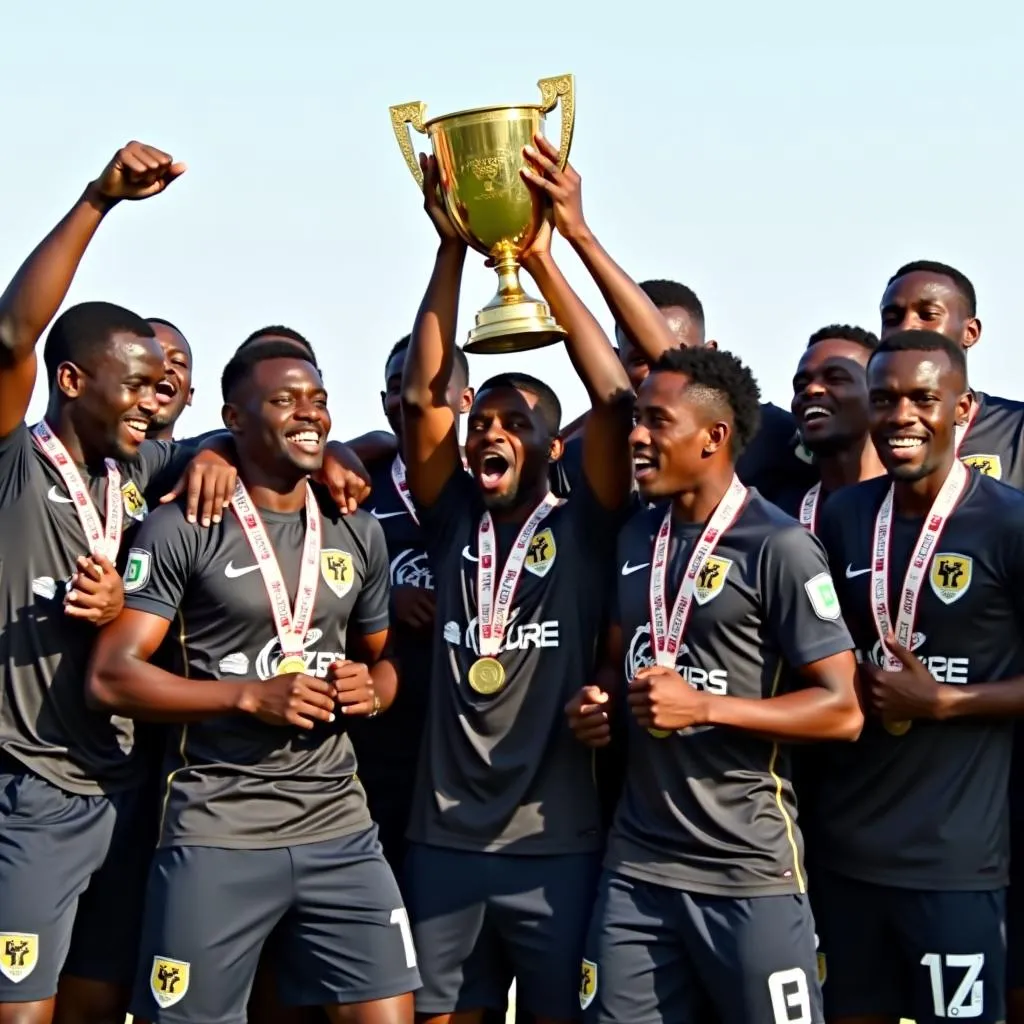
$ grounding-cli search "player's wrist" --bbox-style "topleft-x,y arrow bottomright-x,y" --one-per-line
234,682 -> 260,717
932,684 -> 964,721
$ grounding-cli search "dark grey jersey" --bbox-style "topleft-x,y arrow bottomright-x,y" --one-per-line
606,491 -> 854,897
815,472 -> 1024,890
958,390 -> 1024,489
0,421 -> 188,795
122,491 -> 391,850
407,470 -> 624,854
735,402 -> 818,503
346,456 -> 434,794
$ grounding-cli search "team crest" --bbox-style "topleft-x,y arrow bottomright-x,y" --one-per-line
320,549 -> 354,600
150,956 -> 189,1008
693,556 -> 732,606
0,933 -> 38,983
930,553 -> 972,606
579,958 -> 598,1011
121,480 -> 148,521
525,528 -> 557,578
962,453 -> 1002,480
123,548 -> 152,593
805,572 -> 841,621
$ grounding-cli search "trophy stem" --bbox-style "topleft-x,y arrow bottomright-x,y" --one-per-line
492,253 -> 526,305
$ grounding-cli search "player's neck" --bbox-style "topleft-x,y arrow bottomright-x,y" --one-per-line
893,450 -> 957,517
671,466 -> 737,524
238,461 -> 309,513
818,435 -> 885,494
46,399 -> 95,468
490,480 -> 550,525
146,423 -> 175,443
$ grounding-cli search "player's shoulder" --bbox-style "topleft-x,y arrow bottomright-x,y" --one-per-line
315,488 -> 385,551
977,390 -> 1024,418
968,468 -> 1024,518
741,490 -> 822,558
820,476 -> 889,523
134,497 -> 195,541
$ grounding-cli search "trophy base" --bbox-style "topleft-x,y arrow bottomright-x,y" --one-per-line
465,300 -> 568,355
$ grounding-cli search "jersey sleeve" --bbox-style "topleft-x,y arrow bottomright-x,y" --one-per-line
0,422 -> 33,510
759,523 -> 854,667
416,468 -> 477,555
350,513 -> 391,635
121,502 -> 201,620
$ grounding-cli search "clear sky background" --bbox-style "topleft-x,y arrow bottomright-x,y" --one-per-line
3,1 -> 1022,442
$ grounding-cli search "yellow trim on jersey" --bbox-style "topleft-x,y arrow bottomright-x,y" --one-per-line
768,660 -> 806,894
157,611 -> 191,843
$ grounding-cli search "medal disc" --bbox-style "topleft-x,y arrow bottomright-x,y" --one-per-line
468,657 -> 506,695
276,655 -> 307,676
648,728 -> 673,739
883,717 -> 911,737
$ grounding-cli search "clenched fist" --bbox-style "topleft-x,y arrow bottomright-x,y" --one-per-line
90,142 -> 186,203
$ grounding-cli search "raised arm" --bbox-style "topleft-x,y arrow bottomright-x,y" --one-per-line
400,155 -> 466,508
525,133 -> 679,368
0,142 -> 185,438
519,148 -> 633,510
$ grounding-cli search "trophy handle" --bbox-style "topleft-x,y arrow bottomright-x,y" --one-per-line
536,75 -> 576,171
388,102 -> 429,188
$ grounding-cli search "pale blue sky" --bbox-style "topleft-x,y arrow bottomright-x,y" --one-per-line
4,1 -> 1023,440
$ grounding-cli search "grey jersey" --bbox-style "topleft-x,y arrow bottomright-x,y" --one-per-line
122,491 -> 391,849
0,421 -> 188,795
958,390 -> 1024,489
407,470 -> 625,854
815,472 -> 1024,890
607,491 -> 854,897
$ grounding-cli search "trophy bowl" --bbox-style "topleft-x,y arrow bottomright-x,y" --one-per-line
390,75 -> 576,354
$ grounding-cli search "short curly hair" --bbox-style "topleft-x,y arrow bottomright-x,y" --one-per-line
650,346 -> 762,456
807,324 -> 878,350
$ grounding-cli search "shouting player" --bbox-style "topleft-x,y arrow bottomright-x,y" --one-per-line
814,330 -> 1024,1024
86,342 -> 420,1024
572,345 -> 861,1024
399,146 -> 632,1024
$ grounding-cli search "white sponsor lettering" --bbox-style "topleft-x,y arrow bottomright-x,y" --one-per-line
254,629 -> 344,680
866,635 -> 970,685
391,548 -> 434,590
626,623 -> 728,696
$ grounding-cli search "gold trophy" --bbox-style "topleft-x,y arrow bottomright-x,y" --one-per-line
389,75 -> 576,354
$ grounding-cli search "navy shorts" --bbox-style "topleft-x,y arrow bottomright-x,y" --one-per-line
814,870 -> 1006,1022
404,843 -> 601,1020
130,826 -> 420,1024
0,756 -> 149,1002
583,869 -> 823,1024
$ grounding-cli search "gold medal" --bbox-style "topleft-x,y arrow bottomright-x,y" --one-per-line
648,729 -> 673,739
276,655 -> 307,676
883,717 -> 911,737
468,657 -> 506,695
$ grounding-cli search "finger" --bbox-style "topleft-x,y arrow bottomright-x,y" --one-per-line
212,468 -> 236,523
628,672 -> 653,690
576,723 -> 611,745
182,470 -> 204,523
67,575 -> 103,596
579,704 -> 610,719
63,604 -> 100,621
139,144 -> 172,167
340,696 -> 376,716
92,553 -> 117,576
298,691 -> 337,717
582,686 -> 609,705
523,144 -> 559,178
66,587 -> 110,608
119,149 -> 149,176
76,557 -> 104,582
164,161 -> 188,183
519,166 -> 554,194
533,133 -> 561,161
336,682 -> 373,704
159,476 -> 185,504
297,674 -> 334,694
626,691 -> 649,711
198,470 -> 218,527
882,633 -> 918,669
286,707 -> 320,730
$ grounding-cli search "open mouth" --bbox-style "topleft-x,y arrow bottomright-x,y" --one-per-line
286,429 -> 324,455
155,379 -> 178,404
633,450 -> 658,481
883,435 -> 926,459
123,417 -> 150,445
801,405 -> 833,425
478,450 -> 511,490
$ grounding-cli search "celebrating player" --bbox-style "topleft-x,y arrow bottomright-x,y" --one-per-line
572,345 -> 861,1024
86,342 -> 420,1024
398,146 -> 632,1024
813,330 -> 1024,1024
780,324 -> 884,530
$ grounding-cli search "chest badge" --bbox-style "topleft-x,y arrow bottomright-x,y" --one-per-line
320,549 -> 354,600
693,556 -> 732,605
961,453 -> 1002,479
524,527 -> 557,578
929,553 -> 972,606
121,480 -> 148,521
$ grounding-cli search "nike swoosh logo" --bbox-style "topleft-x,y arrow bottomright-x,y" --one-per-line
370,508 -> 406,520
845,564 -> 871,578
621,562 -> 650,576
47,486 -> 74,504
224,562 -> 261,578
462,546 -> 478,562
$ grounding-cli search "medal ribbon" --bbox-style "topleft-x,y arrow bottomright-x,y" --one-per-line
477,492 -> 560,657
869,458 -> 969,671
390,454 -> 419,525
231,479 -> 322,659
32,420 -> 123,561
649,475 -> 748,667
799,482 -> 821,534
